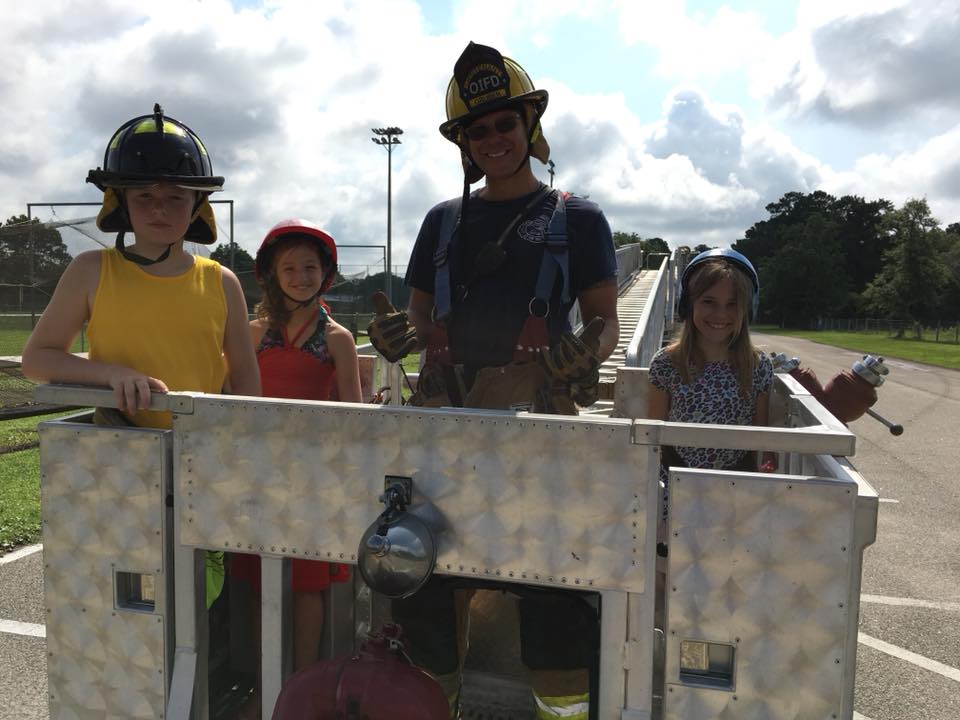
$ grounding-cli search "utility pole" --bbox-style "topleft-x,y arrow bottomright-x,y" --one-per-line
548,159 -> 555,188
371,127 -> 403,301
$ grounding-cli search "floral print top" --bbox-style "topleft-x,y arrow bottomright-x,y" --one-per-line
649,348 -> 773,470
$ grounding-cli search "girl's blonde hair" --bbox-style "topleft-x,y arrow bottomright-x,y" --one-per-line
667,259 -> 759,396
254,236 -> 331,330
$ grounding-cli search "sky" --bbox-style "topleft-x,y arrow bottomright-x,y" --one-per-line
2,0 -> 959,277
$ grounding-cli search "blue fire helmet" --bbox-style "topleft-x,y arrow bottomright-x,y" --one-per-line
678,248 -> 760,321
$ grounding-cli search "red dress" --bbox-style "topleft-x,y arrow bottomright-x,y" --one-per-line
232,305 -> 351,592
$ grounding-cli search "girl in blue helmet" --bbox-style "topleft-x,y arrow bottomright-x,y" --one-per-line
647,249 -> 776,539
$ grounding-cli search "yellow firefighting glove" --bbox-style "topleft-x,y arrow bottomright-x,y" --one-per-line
367,291 -> 417,363
541,317 -> 605,383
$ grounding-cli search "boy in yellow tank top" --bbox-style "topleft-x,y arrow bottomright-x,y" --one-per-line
22,103 -> 260,422
22,104 -> 261,609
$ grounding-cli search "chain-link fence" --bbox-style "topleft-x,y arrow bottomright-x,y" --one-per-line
811,317 -> 960,343
0,203 -> 408,417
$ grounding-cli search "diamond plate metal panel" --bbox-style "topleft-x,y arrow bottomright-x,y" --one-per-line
176,398 -> 647,593
664,469 -> 856,720
40,420 -> 169,720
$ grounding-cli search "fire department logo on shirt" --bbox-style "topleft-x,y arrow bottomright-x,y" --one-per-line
518,216 -> 549,244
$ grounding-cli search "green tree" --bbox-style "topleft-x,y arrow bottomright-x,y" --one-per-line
734,191 -> 891,296
210,243 -> 258,310
761,214 -> 850,327
612,231 -> 642,249
861,199 -> 949,323
0,215 -> 72,312
692,244 -> 712,254
644,237 -> 670,254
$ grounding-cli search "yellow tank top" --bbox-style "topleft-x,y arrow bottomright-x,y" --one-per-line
88,249 -> 228,428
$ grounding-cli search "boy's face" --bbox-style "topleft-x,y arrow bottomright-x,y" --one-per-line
274,242 -> 327,305
125,183 -> 197,247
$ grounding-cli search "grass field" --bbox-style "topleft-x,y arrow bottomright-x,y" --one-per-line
755,326 -> 960,370
0,410 -> 77,550
0,316 -> 85,357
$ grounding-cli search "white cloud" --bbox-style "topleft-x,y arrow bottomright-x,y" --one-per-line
823,126 -> 960,225
1,0 -> 958,273
762,0 -> 960,126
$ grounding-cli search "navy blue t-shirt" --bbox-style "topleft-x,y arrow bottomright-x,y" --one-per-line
405,184 -> 616,382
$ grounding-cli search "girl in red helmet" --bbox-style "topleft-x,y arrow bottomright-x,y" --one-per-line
233,219 -> 361,711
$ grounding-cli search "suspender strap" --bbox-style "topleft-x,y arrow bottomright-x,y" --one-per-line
533,192 -> 570,306
432,198 -> 462,323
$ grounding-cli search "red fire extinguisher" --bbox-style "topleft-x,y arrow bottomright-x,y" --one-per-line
271,624 -> 449,720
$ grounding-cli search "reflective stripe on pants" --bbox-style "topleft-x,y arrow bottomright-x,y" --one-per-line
533,691 -> 589,719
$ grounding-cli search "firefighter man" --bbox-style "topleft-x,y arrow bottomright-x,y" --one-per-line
368,42 -> 620,719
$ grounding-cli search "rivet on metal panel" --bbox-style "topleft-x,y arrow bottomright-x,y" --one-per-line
841,546 -> 847,552
672,586 -> 676,592
734,637 -> 740,643
732,696 -> 738,701
839,603 -> 844,608
281,547 -> 287,552
271,547 -> 276,552
787,485 -> 793,490
835,658 -> 841,664
730,481 -> 735,486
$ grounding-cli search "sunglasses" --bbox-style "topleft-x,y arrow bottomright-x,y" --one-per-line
462,114 -> 522,142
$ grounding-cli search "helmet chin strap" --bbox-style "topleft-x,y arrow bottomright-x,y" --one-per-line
115,231 -> 174,266
283,289 -> 321,309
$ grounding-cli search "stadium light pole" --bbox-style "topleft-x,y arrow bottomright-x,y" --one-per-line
371,126 -> 403,302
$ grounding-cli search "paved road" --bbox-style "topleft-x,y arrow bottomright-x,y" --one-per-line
753,333 -> 960,720
1,333 -> 958,718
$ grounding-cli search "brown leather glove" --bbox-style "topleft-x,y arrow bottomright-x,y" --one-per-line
367,291 -> 417,363
540,317 -> 605,383
570,367 -> 601,407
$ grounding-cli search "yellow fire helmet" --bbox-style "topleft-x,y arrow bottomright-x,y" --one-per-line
439,42 -> 550,183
